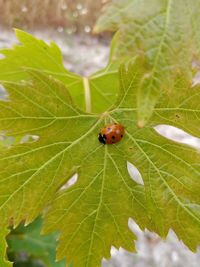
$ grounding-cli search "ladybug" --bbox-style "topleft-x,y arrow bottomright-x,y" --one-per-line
98,123 -> 125,145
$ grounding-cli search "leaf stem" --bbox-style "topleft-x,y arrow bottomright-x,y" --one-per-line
83,77 -> 91,113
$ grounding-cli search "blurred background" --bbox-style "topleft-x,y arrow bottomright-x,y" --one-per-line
1,1 -> 200,267
0,0 -> 105,32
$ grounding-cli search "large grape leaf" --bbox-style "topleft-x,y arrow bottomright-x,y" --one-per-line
95,0 -> 200,126
0,30 -> 118,113
0,59 -> 199,266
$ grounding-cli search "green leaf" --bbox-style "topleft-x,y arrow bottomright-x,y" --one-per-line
151,74 -> 200,137
0,30 -> 83,107
95,0 -> 200,125
0,228 -> 12,267
94,0 -> 136,32
7,217 -> 66,267
0,30 -> 118,113
0,61 -> 199,266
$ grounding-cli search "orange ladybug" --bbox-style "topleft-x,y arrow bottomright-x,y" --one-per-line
98,123 -> 125,144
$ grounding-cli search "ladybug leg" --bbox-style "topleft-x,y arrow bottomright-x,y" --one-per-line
98,133 -> 106,144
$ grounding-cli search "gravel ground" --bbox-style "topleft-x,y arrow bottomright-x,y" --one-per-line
0,28 -> 200,267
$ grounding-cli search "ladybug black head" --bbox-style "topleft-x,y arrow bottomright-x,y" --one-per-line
98,133 -> 106,144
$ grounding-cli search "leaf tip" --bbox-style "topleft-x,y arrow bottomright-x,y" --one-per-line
13,28 -> 24,36
137,120 -> 146,128
13,27 -> 19,33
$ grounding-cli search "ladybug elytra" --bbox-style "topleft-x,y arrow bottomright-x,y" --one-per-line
98,123 -> 125,145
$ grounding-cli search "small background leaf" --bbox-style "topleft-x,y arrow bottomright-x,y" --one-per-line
7,217 -> 67,267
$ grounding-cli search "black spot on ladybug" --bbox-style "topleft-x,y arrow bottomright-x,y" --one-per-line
112,136 -> 115,139
98,133 -> 106,144
103,134 -> 107,139
121,135 -> 123,137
